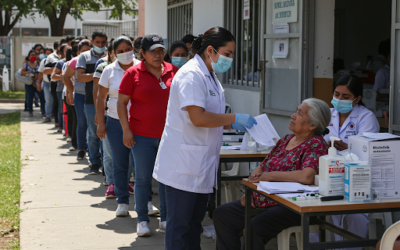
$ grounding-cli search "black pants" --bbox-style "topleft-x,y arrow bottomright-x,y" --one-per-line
65,100 -> 77,148
50,82 -> 58,123
213,200 -> 301,250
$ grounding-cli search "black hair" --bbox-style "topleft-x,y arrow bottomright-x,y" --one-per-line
92,31 -> 108,41
181,34 -> 195,45
59,44 -> 69,58
45,47 -> 54,54
192,27 -> 235,56
134,37 -> 142,51
78,39 -> 92,51
26,49 -> 37,61
334,74 -> 365,106
39,48 -> 45,54
378,39 -> 391,57
113,36 -> 133,53
78,35 -> 88,40
107,38 -> 115,62
53,41 -> 60,50
66,35 -> 75,42
71,39 -> 79,48
32,43 -> 43,51
170,41 -> 188,55
66,48 -> 73,61
60,38 -> 67,45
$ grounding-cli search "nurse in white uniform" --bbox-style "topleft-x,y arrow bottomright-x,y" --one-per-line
153,27 -> 256,250
324,74 -> 380,250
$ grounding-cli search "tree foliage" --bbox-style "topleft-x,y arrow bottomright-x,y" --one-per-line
0,0 -> 35,36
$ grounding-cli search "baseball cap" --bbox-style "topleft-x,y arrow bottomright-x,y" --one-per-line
141,34 -> 166,51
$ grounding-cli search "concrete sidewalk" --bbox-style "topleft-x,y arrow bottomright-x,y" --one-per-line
19,108 -> 216,250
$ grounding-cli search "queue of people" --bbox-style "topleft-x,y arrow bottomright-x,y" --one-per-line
21,26 -> 385,250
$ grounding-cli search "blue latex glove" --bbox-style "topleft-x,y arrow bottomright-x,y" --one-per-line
232,123 -> 247,132
234,113 -> 257,128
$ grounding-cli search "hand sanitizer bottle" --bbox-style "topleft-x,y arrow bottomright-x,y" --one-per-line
319,136 -> 345,196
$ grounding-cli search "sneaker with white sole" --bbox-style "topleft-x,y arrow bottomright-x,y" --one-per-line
148,201 -> 160,216
137,221 -> 151,237
159,221 -> 166,233
69,146 -> 76,151
116,204 -> 129,217
66,137 -> 72,143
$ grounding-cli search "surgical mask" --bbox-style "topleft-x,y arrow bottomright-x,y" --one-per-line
209,48 -> 233,73
93,45 -> 106,54
171,56 -> 187,68
29,56 -> 37,62
117,50 -> 134,65
39,54 -> 46,61
331,96 -> 356,114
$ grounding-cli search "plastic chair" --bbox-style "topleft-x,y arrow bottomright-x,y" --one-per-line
277,225 -> 320,250
379,220 -> 400,250
369,212 -> 393,239
221,163 -> 240,203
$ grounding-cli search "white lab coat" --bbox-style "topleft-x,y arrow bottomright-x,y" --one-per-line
324,104 -> 380,145
153,54 -> 225,194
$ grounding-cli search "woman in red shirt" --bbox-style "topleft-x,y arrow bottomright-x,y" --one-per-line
117,34 -> 178,237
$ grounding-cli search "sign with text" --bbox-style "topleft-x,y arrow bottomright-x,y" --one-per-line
243,0 -> 250,20
272,0 -> 298,24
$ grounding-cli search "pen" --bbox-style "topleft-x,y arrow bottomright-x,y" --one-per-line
292,197 -> 306,201
320,195 -> 344,201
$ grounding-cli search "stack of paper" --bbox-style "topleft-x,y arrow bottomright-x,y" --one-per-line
245,114 -> 280,147
362,132 -> 400,140
257,181 -> 319,194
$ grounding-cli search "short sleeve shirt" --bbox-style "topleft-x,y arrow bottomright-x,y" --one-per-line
118,61 -> 179,138
68,57 -> 85,95
252,134 -> 328,208
55,60 -> 65,92
373,65 -> 390,90
38,59 -> 49,83
77,49 -> 105,104
23,62 -> 39,85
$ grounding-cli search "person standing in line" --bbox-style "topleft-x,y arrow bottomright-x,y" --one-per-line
63,39 -> 92,160
37,48 -> 53,118
168,41 -> 188,68
21,50 -> 40,117
96,36 -> 140,209
51,44 -> 70,133
152,27 -> 256,249
133,37 -> 143,60
76,31 -> 108,174
117,34 -> 178,237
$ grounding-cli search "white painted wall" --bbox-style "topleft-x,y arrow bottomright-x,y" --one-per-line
314,0 -> 335,79
223,88 -> 260,117
193,0 -> 224,35
144,0 -> 167,38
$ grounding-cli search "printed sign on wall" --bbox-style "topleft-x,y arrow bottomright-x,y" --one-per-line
272,0 -> 298,24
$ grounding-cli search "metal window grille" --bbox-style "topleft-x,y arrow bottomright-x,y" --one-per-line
167,1 -> 193,51
223,0 -> 261,91
82,19 -> 138,39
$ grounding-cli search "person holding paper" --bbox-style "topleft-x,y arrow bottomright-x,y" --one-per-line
152,27 -> 256,249
213,98 -> 330,250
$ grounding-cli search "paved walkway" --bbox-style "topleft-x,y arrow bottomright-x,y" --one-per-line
19,105 -> 216,250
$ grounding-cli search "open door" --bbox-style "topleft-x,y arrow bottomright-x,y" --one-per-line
389,0 -> 400,135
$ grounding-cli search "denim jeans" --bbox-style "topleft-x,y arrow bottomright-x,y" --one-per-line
101,116 -> 113,185
36,89 -> 45,114
43,81 -> 53,118
84,104 -> 101,166
65,100 -> 77,148
130,134 -> 166,222
34,91 -> 39,106
56,91 -> 63,129
73,93 -> 87,151
51,82 -> 58,123
24,84 -> 36,114
106,117 -> 134,204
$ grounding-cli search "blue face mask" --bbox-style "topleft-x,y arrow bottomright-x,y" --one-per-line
93,45 -> 106,54
39,54 -> 46,61
209,48 -> 233,73
171,56 -> 187,68
331,96 -> 356,114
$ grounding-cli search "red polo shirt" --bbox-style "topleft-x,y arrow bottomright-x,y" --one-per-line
118,60 -> 179,139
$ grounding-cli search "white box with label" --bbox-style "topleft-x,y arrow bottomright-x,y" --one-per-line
344,162 -> 372,202
348,135 -> 400,199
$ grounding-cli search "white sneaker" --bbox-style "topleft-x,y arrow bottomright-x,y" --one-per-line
116,204 -> 129,217
137,221 -> 151,237
148,201 -> 160,216
66,138 -> 72,143
159,221 -> 166,233
69,146 -> 76,151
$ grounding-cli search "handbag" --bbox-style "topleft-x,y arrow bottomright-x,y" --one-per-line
14,68 -> 34,85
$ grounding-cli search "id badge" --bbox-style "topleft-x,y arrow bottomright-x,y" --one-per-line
159,81 -> 167,89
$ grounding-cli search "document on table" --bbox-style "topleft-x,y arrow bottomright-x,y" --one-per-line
245,114 -> 280,147
221,145 -> 241,150
257,181 -> 319,194
362,132 -> 400,140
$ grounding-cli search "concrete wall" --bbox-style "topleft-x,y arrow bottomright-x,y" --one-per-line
13,36 -> 64,91
144,0 -> 167,38
138,0 -> 146,37
193,0 -> 224,34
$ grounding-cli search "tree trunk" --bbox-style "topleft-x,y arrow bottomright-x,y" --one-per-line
47,4 -> 71,37
0,8 -> 22,36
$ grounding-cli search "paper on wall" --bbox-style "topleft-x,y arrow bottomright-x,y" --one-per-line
245,114 -> 280,147
22,42 -> 32,56
272,38 -> 289,58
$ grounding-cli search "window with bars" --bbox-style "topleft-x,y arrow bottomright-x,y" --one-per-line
167,1 -> 193,51
223,0 -> 261,91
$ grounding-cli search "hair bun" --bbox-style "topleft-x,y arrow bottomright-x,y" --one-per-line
322,128 -> 330,136
191,34 -> 203,50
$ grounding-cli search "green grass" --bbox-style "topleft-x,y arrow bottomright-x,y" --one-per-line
0,91 -> 25,100
0,112 -> 21,249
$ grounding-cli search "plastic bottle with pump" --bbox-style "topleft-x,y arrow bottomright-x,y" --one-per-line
319,136 -> 345,196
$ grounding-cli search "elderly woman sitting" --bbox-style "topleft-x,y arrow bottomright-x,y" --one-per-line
213,98 -> 331,250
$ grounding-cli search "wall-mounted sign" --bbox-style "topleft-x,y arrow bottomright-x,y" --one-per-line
272,0 -> 298,24
243,0 -> 250,20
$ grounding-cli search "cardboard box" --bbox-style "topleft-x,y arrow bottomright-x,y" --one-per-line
344,162 -> 372,202
349,135 -> 400,199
